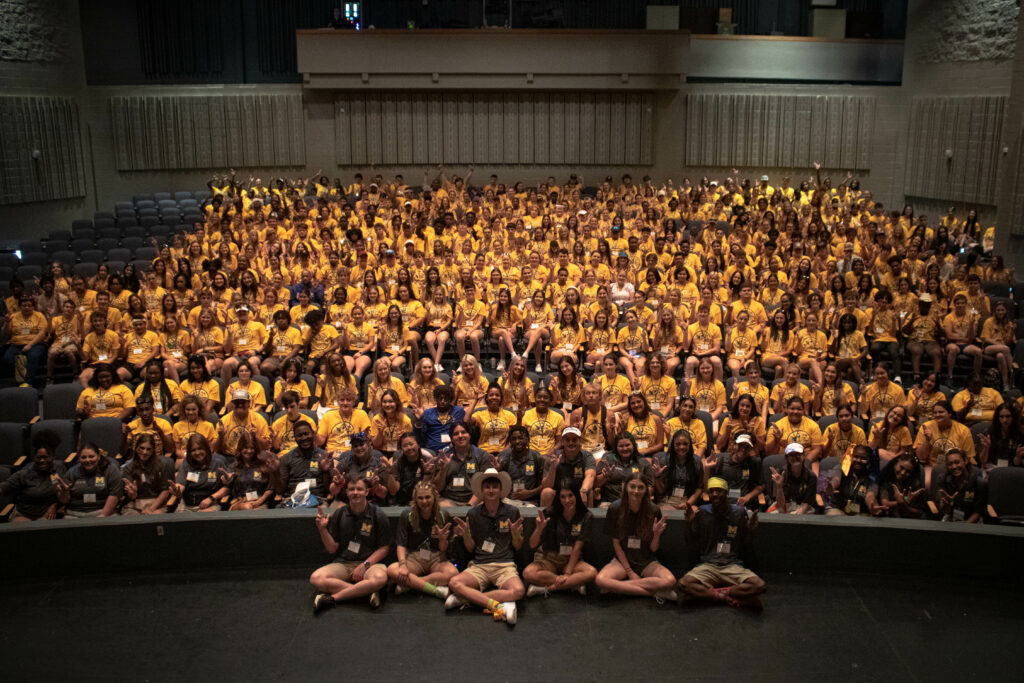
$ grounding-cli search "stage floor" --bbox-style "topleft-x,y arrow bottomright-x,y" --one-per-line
1,566 -> 1019,682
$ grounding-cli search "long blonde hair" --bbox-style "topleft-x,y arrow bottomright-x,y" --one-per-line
408,481 -> 444,532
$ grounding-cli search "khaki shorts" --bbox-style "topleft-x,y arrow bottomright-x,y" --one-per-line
685,562 -> 759,587
462,561 -> 520,590
121,497 -> 161,515
328,560 -> 387,582
532,550 -> 570,574
404,550 -> 446,574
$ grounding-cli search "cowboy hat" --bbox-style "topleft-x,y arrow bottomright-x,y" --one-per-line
471,467 -> 512,500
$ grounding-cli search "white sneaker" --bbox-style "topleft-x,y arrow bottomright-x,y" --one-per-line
502,601 -> 518,625
394,584 -> 409,596
434,362 -> 443,373
576,584 -> 587,597
535,363 -> 543,373
653,589 -> 678,605
445,593 -> 466,610
496,360 -> 506,372
436,585 -> 449,600
369,591 -> 381,608
526,584 -> 549,598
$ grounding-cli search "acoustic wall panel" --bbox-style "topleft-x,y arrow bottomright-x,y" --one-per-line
685,93 -> 875,170
112,93 -> 305,171
334,92 -> 653,166
0,96 -> 86,205
904,95 -> 1004,206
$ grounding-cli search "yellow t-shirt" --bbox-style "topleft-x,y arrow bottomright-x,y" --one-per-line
664,416 -> 708,454
8,311 -> 48,345
133,379 -> 183,413
818,383 -> 857,417
180,378 -> 221,405
472,408 -> 519,454
229,320 -> 268,354
271,412 -> 317,454
124,330 -> 161,367
859,382 -> 906,421
951,387 -> 1003,424
219,411 -> 271,455
172,418 -> 218,454
521,408 -> 565,457
225,381 -> 268,411
317,408 -> 372,451
772,416 -> 824,451
77,384 -> 136,417
912,419 -> 975,465
268,326 -> 304,357
770,381 -> 814,408
82,330 -> 122,364
687,322 -> 722,353
599,374 -> 632,409
369,413 -> 414,452
636,375 -> 677,414
688,378 -> 726,414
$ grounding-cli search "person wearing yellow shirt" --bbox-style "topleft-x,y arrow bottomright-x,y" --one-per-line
550,308 -> 587,370
615,309 -> 649,385
173,395 -> 219,462
831,313 -> 868,385
2,295 -> 48,387
123,314 -> 162,379
951,374 -> 1003,425
369,389 -> 414,454
767,398 -> 824,461
216,388 -> 271,457
273,357 -> 312,410
980,301 -> 1016,391
521,289 -> 554,374
688,357 -> 727,437
616,393 -> 664,458
796,313 -> 829,386
768,363 -> 812,415
858,364 -> 906,422
271,390 -> 317,454
123,395 -> 174,458
867,406 -> 914,460
76,363 -> 136,420
813,363 -> 858,417
913,401 -> 975,468
867,290 -> 901,371
366,358 -> 410,413
729,284 -> 768,332
663,396 -> 709,457
597,355 -> 632,413
650,307 -> 686,377
760,310 -> 796,380
343,304 -> 376,382
521,386 -> 565,458
636,355 -> 677,417
716,394 -> 767,453
721,308 -> 755,385
223,364 -> 268,414
732,361 -> 771,420
942,294 -> 982,385
133,360 -> 183,416
472,385 -> 519,455
260,309 -> 303,378
821,405 -> 867,465
685,305 -> 723,381
222,305 -> 267,385
301,308 -> 341,377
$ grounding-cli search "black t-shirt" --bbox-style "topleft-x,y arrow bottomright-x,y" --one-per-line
779,468 -> 817,509
603,499 -> 661,572
229,463 -> 272,501
497,448 -> 544,496
691,503 -> 749,566
711,453 -> 763,507
599,454 -> 652,504
396,507 -> 452,553
327,502 -> 392,561
121,456 -> 175,499
0,464 -> 66,518
657,451 -> 702,500
940,468 -> 987,520
392,456 -> 427,506
552,449 -> 597,491
176,454 -> 228,507
440,447 -> 492,504
67,459 -> 123,513
831,468 -> 876,515
539,506 -> 593,555
278,446 -> 331,497
466,502 -> 521,563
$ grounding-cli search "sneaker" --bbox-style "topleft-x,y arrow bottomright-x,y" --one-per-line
653,589 -> 678,605
576,584 -> 587,597
368,591 -> 381,609
526,584 -> 549,598
894,375 -> 903,385
445,593 -> 466,610
535,363 -> 543,373
435,363 -> 443,373
436,585 -> 449,600
502,601 -> 517,625
312,593 -> 335,615
394,584 -> 409,596
496,360 -> 506,372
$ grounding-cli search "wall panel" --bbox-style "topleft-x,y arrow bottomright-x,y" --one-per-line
685,93 -> 876,171
332,92 -> 653,167
111,93 -> 305,171
0,96 -> 86,205
904,95 -> 1004,206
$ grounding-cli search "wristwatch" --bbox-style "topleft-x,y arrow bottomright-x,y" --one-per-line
362,560 -> 370,569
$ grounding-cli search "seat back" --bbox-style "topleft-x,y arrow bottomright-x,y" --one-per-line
0,423 -> 28,467
30,419 -> 77,462
988,466 -> 1024,520
0,387 -> 39,424
79,416 -> 125,460
43,383 -> 84,420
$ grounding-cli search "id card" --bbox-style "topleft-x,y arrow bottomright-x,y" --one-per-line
559,544 -> 573,556
441,433 -> 452,444
186,471 -> 200,483
488,436 -> 501,447
83,493 -> 97,504
672,487 -> 687,499
245,490 -> 259,502
728,488 -> 741,501
716,542 -> 731,554
562,402 -> 572,413
452,477 -> 465,487
347,540 -> 361,553
636,440 -> 648,451
513,481 -> 525,492
626,537 -> 641,550
481,540 -> 496,553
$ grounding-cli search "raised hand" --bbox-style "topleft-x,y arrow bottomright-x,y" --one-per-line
534,509 -> 549,531
315,505 -> 329,530
218,467 -> 235,485
511,518 -> 524,539
123,479 -> 137,500
167,479 -> 183,498
453,516 -> 471,539
770,466 -> 783,486
652,515 -> 667,538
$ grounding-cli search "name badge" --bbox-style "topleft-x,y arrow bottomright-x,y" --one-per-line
626,537 -> 641,550
672,487 -> 687,499
139,473 -> 147,483
953,508 -> 966,522
452,477 -> 465,487
997,459 -> 1009,468
133,348 -> 143,355
970,405 -> 983,418
660,346 -> 671,354
650,402 -> 660,411
875,326 -> 885,335
728,488 -> 741,501
98,354 -> 109,362
488,436 -> 501,447
95,400 -> 106,411
441,433 -> 451,444
186,471 -> 200,483
245,490 -> 259,502
735,348 -> 746,357
481,540 -> 496,553
154,401 -> 163,412
716,541 -> 731,554
847,501 -> 861,514
636,440 -> 648,451
874,410 -> 885,419
513,482 -> 525,492
304,477 -> 317,489
562,402 -> 572,412
347,540 -> 361,553
698,344 -> 709,352
559,544 -> 573,556
238,338 -> 248,346
83,493 -> 97,504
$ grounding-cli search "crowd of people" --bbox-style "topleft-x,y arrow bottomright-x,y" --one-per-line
1,166 -> 1020,620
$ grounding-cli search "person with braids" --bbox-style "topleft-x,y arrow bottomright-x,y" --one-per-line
594,472 -> 676,601
387,481 -> 457,600
133,359 -> 182,418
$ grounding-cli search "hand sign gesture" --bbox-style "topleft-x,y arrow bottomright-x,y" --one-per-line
978,433 -> 991,449
315,505 -> 329,530
652,515 -> 667,538
433,522 -> 451,544
650,458 -> 667,478
702,453 -> 717,470
535,509 -> 549,532
770,466 -> 783,486
167,479 -> 183,498
218,468 -> 235,485
453,516 -> 471,538
123,478 -> 138,500
511,517 -> 524,538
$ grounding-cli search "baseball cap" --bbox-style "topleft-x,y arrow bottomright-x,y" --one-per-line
760,175 -> 769,182
562,426 -> 582,437
231,389 -> 250,402
735,433 -> 754,447
707,477 -> 728,491
785,443 -> 805,455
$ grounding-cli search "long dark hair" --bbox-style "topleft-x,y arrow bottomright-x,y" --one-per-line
139,359 -> 174,413
617,471 -> 655,544
666,429 -> 703,497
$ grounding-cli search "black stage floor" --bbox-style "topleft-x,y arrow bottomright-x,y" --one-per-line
1,566 -> 1019,682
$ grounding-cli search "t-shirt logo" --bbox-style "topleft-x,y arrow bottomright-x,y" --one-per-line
498,519 -> 510,532
571,523 -> 582,535
727,525 -> 738,537
466,463 -> 476,473
360,522 -> 373,535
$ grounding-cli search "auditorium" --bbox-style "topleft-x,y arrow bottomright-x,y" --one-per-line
1,0 -> 1023,680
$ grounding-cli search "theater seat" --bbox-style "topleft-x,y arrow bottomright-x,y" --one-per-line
78,417 -> 124,462
987,467 -> 1024,524
30,419 -> 76,463
0,387 -> 41,424
43,383 -> 83,420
